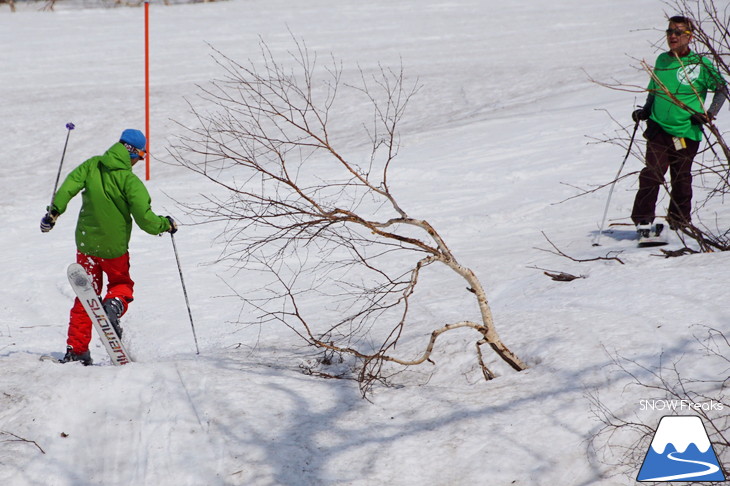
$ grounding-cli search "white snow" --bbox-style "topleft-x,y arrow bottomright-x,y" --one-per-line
1,1 -> 728,485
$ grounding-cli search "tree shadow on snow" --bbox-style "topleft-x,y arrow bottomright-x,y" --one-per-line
185,337 -> 698,486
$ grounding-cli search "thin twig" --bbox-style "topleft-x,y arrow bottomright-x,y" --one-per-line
0,431 -> 46,454
536,232 -> 625,264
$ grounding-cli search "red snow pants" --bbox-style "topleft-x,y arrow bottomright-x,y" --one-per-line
67,251 -> 134,353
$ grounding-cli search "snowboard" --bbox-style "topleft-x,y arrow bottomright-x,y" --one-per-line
64,263 -> 132,365
637,223 -> 669,248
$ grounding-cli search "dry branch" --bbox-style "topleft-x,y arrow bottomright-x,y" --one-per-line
536,232 -> 625,265
171,37 -> 526,392
0,431 -> 45,454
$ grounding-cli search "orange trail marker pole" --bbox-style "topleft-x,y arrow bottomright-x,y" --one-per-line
144,1 -> 151,180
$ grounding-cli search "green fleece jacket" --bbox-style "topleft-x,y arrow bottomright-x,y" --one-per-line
52,143 -> 171,259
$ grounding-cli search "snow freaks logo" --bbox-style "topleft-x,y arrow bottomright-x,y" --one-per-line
637,415 -> 726,482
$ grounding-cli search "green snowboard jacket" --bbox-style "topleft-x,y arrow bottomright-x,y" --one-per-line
52,142 -> 171,259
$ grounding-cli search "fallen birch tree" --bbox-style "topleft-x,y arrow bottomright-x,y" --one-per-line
170,39 -> 527,392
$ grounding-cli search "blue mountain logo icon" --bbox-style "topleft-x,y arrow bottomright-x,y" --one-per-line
637,415 -> 726,482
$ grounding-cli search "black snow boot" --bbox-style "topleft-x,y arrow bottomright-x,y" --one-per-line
61,346 -> 93,366
102,297 -> 125,339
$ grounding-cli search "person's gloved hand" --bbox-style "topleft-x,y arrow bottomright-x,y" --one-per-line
690,113 -> 711,125
40,211 -> 59,233
632,108 -> 650,122
165,216 -> 178,234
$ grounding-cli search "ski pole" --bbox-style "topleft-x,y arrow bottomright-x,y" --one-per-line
593,119 -> 640,246
170,232 -> 200,355
48,122 -> 75,213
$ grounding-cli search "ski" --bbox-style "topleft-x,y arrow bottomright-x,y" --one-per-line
637,223 -> 669,248
67,263 -> 132,365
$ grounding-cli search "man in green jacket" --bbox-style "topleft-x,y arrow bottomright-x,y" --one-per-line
41,129 -> 176,365
631,15 -> 728,237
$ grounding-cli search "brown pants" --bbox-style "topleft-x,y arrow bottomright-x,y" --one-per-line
631,130 -> 700,226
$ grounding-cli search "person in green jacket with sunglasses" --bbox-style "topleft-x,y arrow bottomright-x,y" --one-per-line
630,15 -> 728,237
41,129 -> 177,365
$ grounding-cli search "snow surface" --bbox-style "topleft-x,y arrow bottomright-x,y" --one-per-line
1,0 -> 729,485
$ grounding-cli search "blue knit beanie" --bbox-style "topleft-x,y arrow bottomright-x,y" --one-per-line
120,129 -> 146,150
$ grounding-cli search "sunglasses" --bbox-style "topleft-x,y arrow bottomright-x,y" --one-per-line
131,147 -> 147,160
666,28 -> 691,37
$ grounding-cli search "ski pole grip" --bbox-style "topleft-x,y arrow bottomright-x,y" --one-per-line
66,122 -> 75,130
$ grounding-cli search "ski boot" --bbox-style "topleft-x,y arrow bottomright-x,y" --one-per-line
61,345 -> 93,366
637,221 -> 668,248
102,297 -> 125,339
636,222 -> 652,239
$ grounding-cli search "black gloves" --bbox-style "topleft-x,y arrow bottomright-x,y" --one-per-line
166,216 -> 178,234
690,113 -> 711,126
40,211 -> 59,233
632,108 -> 650,122
634,108 -> 710,126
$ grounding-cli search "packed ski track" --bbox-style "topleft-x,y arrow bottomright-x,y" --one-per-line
1,1 -> 729,485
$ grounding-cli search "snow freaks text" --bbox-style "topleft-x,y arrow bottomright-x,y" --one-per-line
639,399 -> 724,412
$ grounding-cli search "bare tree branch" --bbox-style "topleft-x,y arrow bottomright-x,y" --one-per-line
170,37 -> 527,393
0,430 -> 46,455
536,232 -> 625,264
